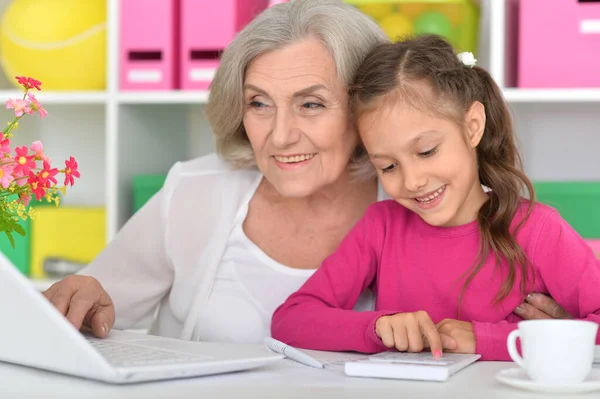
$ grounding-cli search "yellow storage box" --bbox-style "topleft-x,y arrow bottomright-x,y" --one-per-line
30,207 -> 106,279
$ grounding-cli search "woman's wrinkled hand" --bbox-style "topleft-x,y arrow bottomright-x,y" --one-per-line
514,293 -> 573,320
42,275 -> 115,338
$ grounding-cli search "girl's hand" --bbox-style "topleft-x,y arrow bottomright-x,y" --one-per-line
436,319 -> 476,354
376,311 -> 450,356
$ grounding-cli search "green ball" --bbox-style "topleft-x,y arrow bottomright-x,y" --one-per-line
414,11 -> 454,42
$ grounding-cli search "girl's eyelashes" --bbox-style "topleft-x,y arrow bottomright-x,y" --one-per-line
418,145 -> 439,158
381,163 -> 398,173
378,145 -> 439,173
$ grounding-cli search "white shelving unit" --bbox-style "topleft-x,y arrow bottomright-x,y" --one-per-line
1,0 -> 597,292
502,89 -> 600,103
486,0 -> 600,184
0,90 -> 108,104
118,91 -> 211,104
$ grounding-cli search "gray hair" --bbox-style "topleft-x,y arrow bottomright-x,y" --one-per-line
205,0 -> 388,178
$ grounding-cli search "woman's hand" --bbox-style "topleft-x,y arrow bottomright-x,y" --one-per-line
42,275 -> 115,338
512,245 -> 597,320
375,311 -> 456,356
436,319 -> 476,354
514,293 -> 573,320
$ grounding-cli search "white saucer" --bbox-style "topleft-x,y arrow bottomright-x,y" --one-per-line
496,368 -> 600,394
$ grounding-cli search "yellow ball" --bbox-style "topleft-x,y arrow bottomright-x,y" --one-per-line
0,0 -> 107,91
358,3 -> 396,21
379,13 -> 414,42
398,3 -> 432,19
436,4 -> 465,25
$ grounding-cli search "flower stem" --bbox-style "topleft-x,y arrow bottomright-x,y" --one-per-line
3,89 -> 29,139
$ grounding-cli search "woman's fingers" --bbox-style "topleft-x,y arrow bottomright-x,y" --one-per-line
42,275 -> 115,338
516,293 -> 573,320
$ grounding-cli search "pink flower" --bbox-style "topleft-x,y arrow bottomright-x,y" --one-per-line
13,169 -> 27,187
31,140 -> 44,158
15,76 -> 42,91
0,163 -> 14,188
18,192 -> 31,207
27,172 -> 45,200
39,160 -> 58,187
27,93 -> 47,118
0,138 -> 10,156
6,99 -> 32,117
13,146 -> 35,176
63,156 -> 80,186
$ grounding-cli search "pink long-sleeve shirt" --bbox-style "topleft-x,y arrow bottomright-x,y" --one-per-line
271,200 -> 600,361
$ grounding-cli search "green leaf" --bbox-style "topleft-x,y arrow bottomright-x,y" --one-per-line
4,231 -> 14,248
0,219 -> 9,233
13,223 -> 25,237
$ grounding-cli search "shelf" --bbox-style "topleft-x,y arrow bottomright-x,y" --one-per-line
344,0 -> 466,4
0,87 -> 594,106
503,88 -> 600,103
0,90 -> 108,104
0,90 -> 213,105
29,278 -> 59,292
118,91 -> 210,104
119,88 -> 600,104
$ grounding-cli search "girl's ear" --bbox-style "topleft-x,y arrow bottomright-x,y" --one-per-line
465,101 -> 486,148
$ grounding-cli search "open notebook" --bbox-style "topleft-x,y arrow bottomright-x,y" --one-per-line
344,351 -> 481,382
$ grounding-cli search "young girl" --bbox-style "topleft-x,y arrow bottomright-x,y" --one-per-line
270,35 -> 600,361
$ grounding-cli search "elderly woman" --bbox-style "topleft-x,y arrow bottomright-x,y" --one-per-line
43,0 -> 567,344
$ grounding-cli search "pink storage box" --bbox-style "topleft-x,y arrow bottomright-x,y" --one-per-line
518,0 -> 600,88
120,0 -> 179,90
180,0 -> 269,90
587,239 -> 600,254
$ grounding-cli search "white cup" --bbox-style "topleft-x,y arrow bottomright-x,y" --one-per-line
507,319 -> 598,384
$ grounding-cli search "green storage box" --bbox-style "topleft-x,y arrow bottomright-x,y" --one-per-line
0,195 -> 51,276
0,216 -> 31,276
132,175 -> 167,213
534,181 -> 600,239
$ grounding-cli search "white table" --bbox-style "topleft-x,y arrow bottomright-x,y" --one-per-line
0,359 -> 597,399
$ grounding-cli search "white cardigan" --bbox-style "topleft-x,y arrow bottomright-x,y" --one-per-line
80,153 -> 263,341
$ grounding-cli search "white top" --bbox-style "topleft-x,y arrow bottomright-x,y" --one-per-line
195,205 -> 315,343
79,153 -> 387,342
196,180 -> 386,343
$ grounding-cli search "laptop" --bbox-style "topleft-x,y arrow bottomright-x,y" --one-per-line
0,252 -> 283,384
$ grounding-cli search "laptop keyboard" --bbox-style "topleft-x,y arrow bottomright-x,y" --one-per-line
88,339 -> 213,368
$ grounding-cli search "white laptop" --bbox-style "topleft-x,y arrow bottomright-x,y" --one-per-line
0,252 -> 283,384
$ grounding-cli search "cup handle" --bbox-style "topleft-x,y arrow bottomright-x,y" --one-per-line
507,329 -> 526,368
